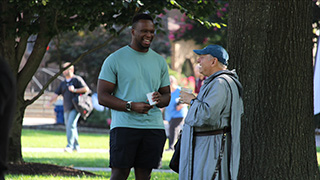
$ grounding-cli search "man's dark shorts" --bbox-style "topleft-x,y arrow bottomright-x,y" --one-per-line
109,127 -> 166,169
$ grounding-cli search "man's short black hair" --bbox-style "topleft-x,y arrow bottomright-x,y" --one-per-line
132,13 -> 153,28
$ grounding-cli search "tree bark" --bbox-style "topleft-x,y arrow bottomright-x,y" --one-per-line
7,29 -> 51,163
1,3 -> 53,162
7,101 -> 24,162
228,1 -> 319,179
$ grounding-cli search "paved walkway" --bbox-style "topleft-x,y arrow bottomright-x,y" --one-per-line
22,147 -> 108,153
23,117 -> 56,126
74,167 -> 175,173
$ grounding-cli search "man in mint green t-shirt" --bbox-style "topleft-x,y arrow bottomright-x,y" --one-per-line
97,13 -> 170,180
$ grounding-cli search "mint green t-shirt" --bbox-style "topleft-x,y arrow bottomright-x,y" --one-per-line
98,46 -> 170,130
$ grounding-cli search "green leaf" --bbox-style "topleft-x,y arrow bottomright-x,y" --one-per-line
137,0 -> 144,6
123,1 -> 128,9
42,0 -> 47,6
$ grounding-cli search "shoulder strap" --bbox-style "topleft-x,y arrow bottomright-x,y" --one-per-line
211,75 -> 233,180
217,74 -> 242,179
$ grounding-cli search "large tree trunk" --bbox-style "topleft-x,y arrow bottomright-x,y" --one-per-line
7,33 -> 51,162
2,10 -> 52,161
228,1 -> 319,179
7,101 -> 25,162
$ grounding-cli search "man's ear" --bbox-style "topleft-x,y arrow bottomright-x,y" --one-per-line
211,57 -> 217,65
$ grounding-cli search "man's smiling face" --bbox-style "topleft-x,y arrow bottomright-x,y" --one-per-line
131,19 -> 155,52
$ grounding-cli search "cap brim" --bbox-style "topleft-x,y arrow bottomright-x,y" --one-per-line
193,49 -> 206,55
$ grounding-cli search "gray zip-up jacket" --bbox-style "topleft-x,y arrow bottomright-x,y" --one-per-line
179,69 -> 244,180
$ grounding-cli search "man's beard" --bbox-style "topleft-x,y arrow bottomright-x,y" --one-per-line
138,42 -> 150,50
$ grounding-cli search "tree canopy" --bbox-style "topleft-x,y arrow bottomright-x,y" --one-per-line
169,1 -> 228,47
1,0 -> 171,162
2,0 -> 227,163
3,1 -> 319,179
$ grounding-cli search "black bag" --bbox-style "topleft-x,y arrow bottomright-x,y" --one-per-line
169,136 -> 181,173
72,93 -> 93,120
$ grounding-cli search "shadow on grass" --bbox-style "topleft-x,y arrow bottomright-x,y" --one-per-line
23,156 -> 108,168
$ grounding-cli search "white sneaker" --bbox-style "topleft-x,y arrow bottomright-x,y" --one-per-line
64,147 -> 73,153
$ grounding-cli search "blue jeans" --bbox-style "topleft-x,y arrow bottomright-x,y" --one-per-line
64,109 -> 80,150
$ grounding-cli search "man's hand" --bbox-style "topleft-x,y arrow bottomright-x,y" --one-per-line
45,102 -> 51,108
45,94 -> 59,108
131,102 -> 153,114
151,91 -> 162,104
152,86 -> 171,108
179,91 -> 196,105
68,85 -> 75,93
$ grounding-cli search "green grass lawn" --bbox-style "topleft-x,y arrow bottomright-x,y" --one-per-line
6,171 -> 179,180
23,152 -> 109,167
5,129 -> 177,180
5,129 -> 320,180
21,129 -> 174,168
22,151 -> 174,170
22,129 -> 109,149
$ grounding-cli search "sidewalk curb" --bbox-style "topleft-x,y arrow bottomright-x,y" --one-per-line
74,167 -> 176,173
22,147 -> 108,153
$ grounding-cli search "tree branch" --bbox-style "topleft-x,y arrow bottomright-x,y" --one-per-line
25,23 -> 130,106
17,16 -> 52,99
15,34 -> 29,66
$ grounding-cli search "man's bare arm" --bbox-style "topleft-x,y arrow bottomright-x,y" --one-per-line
152,85 -> 171,108
97,79 -> 153,114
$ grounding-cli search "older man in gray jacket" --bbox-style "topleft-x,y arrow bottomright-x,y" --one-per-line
179,45 -> 243,180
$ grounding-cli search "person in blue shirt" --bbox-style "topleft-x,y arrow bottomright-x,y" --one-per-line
165,75 -> 188,151
97,13 -> 171,180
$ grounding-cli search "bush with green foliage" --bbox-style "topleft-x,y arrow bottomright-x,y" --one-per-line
84,109 -> 111,128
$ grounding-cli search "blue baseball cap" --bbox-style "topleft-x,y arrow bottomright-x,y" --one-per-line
193,45 -> 229,66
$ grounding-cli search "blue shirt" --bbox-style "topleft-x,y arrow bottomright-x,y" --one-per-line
98,45 -> 170,130
55,75 -> 87,112
165,87 -> 188,121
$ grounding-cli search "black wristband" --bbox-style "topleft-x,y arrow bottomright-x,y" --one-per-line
190,98 -> 196,105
